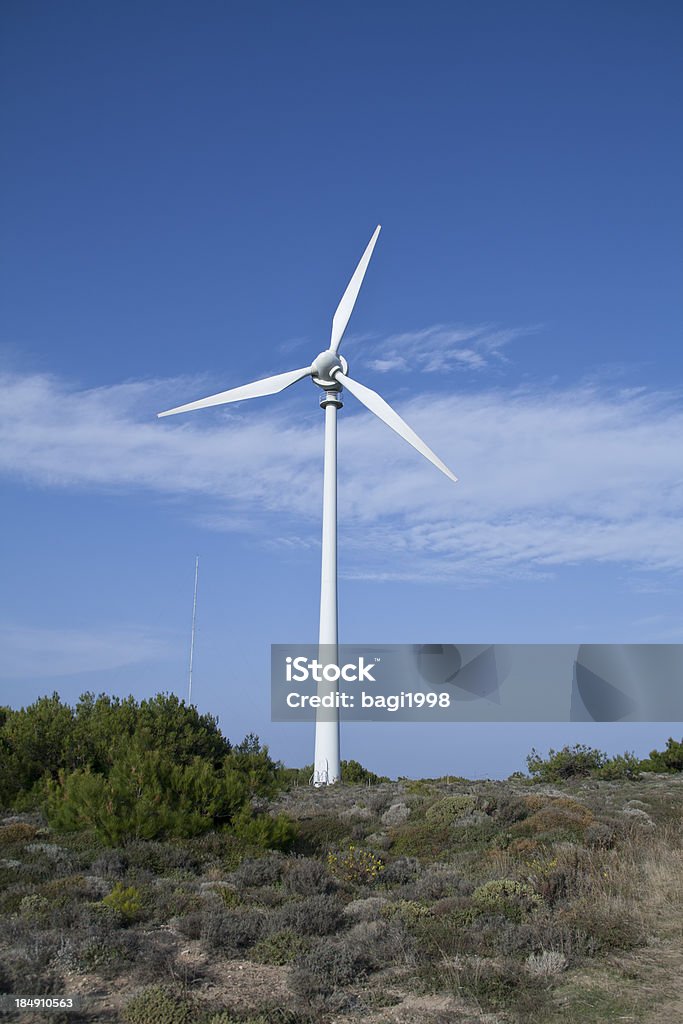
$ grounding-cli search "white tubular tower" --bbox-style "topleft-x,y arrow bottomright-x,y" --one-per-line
313,385 -> 342,785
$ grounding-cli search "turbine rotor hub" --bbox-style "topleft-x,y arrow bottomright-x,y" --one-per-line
312,350 -> 348,390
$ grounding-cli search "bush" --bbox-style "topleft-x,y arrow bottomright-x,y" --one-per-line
526,744 -> 606,781
641,737 -> 683,773
380,856 -> 422,885
585,820 -> 620,849
343,895 -> 389,922
283,856 -> 336,896
200,906 -> 265,954
231,807 -> 297,851
174,911 -> 203,940
389,817 -> 483,860
122,840 -> 202,876
43,748 -> 252,844
526,744 -> 641,782
425,796 -> 475,825
73,930 -> 141,976
0,932 -> 65,996
0,821 -> 40,845
509,797 -> 594,845
250,929 -> 310,964
18,892 -> 51,920
559,898 -> 644,953
231,854 -> 284,889
526,949 -> 567,977
101,883 -> 144,923
345,918 -> 412,970
340,759 -> 389,785
472,879 -> 544,920
123,985 -> 194,1024
276,893 -> 345,936
91,848 -> 128,878
399,864 -> 473,902
293,815 -> 350,854
493,794 -> 531,825
522,845 -> 590,904
0,691 -> 232,808
327,846 -> 384,885
444,956 -> 549,1014
288,940 -> 365,1000
593,753 -> 641,780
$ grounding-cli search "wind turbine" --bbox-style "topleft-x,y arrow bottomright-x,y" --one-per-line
158,226 -> 457,786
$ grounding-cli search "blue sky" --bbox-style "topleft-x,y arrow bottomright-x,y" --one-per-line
1,1 -> 682,778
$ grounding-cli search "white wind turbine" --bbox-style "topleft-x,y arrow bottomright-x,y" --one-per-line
158,226 -> 457,786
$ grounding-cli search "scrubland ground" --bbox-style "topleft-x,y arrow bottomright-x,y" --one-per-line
1,774 -> 682,1024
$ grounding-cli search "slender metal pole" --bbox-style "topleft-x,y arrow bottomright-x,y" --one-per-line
313,390 -> 341,785
188,555 -> 199,704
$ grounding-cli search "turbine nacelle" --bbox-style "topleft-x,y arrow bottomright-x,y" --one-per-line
311,350 -> 348,390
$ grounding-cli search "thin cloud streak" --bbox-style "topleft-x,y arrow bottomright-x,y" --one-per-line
1,370 -> 682,581
0,622 -> 172,680
359,323 -> 536,374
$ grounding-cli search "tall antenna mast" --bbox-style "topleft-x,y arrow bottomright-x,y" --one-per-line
188,555 -> 199,704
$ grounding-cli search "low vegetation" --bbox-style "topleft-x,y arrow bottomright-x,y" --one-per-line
1,694 -> 682,1022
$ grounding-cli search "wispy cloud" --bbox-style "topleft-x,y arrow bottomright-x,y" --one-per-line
0,623 -> 171,679
356,323 -> 535,374
1,369 -> 682,582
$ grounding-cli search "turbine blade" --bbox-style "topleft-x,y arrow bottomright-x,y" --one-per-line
330,225 -> 381,353
335,371 -> 458,482
157,365 -> 312,418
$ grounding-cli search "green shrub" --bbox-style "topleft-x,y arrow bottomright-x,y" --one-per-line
293,814 -> 350,854
340,759 -> 389,785
18,893 -> 50,920
0,691 -> 232,808
44,748 -> 249,843
593,752 -> 641,780
472,879 -> 544,920
123,985 -> 194,1024
250,929 -> 310,964
384,898 -> 433,924
231,807 -> 297,851
640,737 -> 683,773
512,798 -> 594,843
41,739 -> 290,847
102,883 -> 144,923
526,744 -> 641,782
425,795 -> 475,825
385,819 -> 450,859
526,744 -> 607,781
